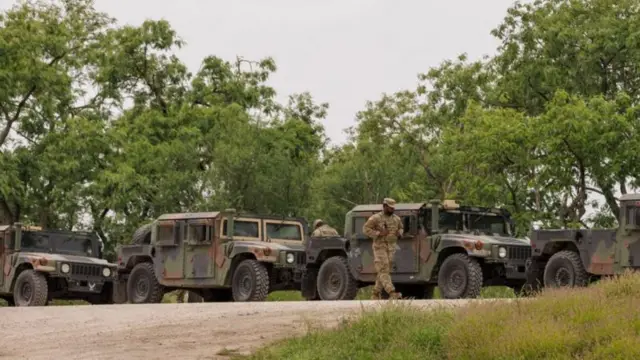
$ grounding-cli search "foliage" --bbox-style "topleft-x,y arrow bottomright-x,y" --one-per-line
2,0 -> 640,255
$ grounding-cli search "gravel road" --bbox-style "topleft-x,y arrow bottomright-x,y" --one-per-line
0,299 -> 504,359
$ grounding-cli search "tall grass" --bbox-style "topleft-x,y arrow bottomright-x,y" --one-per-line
246,271 -> 640,360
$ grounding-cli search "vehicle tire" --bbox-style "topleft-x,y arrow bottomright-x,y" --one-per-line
316,256 -> 358,301
131,223 -> 152,245
543,250 -> 589,288
437,253 -> 483,299
231,259 -> 269,302
13,270 -> 49,307
126,262 -> 165,303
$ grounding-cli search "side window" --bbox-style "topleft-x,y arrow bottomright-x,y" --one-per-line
399,216 -> 411,234
222,220 -> 260,238
266,223 -> 302,241
156,223 -> 176,245
187,224 -> 209,244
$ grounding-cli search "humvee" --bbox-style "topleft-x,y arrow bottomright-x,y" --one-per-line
302,199 -> 532,300
525,193 -> 640,290
113,209 -> 307,303
0,223 -> 118,306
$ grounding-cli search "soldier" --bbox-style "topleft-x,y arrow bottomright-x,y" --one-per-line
311,219 -> 339,237
363,198 -> 403,300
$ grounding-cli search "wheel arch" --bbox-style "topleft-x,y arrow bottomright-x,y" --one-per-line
224,252 -> 260,286
10,262 -> 35,292
431,246 -> 469,281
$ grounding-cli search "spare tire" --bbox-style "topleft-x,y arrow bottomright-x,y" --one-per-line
131,223 -> 152,245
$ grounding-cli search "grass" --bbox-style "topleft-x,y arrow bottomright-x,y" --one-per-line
244,271 -> 640,360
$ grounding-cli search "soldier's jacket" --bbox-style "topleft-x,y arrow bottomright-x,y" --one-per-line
311,224 -> 339,237
363,212 -> 404,242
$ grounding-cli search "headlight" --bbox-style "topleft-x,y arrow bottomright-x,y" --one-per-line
61,263 -> 70,273
286,253 -> 295,264
102,267 -> 112,277
498,247 -> 507,258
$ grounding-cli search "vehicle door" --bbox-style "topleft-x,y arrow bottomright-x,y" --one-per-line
156,219 -> 185,280
349,212 -> 419,276
183,218 -> 215,279
220,217 -> 262,243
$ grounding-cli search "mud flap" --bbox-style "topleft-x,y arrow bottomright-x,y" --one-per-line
301,269 -> 318,299
112,277 -> 128,304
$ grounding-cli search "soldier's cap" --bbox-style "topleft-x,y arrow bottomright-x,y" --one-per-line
382,198 -> 396,208
313,219 -> 324,228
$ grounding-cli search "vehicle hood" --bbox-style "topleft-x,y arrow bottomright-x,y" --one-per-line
441,232 -> 530,246
19,252 -> 115,266
233,241 -> 305,252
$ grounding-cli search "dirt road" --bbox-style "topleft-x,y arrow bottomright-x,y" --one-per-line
0,299 -> 503,359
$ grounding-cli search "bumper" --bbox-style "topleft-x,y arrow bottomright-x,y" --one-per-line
65,277 -> 108,293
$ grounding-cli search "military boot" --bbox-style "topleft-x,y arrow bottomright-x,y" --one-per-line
371,289 -> 382,300
388,291 -> 402,300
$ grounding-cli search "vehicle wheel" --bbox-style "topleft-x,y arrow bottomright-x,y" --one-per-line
437,253 -> 483,299
316,256 -> 358,301
13,270 -> 49,307
131,223 -> 152,245
127,262 -> 165,304
543,250 -> 589,288
231,259 -> 269,302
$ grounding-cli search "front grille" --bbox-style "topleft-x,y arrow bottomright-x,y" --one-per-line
507,246 -> 531,260
71,263 -> 102,277
295,252 -> 306,265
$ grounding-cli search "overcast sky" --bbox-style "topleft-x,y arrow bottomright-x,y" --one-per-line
82,0 -> 518,145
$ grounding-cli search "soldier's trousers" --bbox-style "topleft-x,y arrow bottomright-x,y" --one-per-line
372,240 -> 397,294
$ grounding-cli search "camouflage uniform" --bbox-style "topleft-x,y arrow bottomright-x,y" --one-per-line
363,198 -> 403,300
311,219 -> 339,237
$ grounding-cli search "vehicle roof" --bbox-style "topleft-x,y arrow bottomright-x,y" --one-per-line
349,201 -> 509,215
158,212 -> 221,220
350,203 -> 426,212
156,211 -> 309,225
0,225 -> 9,232
620,193 -> 640,201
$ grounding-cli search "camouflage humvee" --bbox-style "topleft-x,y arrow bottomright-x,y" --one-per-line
0,223 -> 118,306
113,209 -> 306,303
302,199 -> 532,300
525,193 -> 640,290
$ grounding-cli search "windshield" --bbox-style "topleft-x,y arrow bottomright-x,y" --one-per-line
266,223 -> 302,241
20,231 -> 98,257
467,213 -> 508,235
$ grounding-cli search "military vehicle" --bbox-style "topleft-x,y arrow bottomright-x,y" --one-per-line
0,223 -> 118,306
113,209 -> 307,303
524,193 -> 640,290
302,199 -> 532,300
